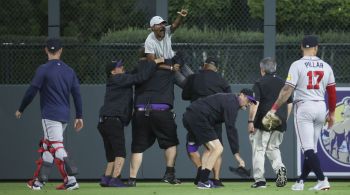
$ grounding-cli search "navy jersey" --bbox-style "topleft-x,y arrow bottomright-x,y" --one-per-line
20,59 -> 82,123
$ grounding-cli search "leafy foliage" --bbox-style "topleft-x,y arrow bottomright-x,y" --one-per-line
0,0 -> 47,36
168,0 -> 258,30
61,0 -> 146,42
248,0 -> 350,33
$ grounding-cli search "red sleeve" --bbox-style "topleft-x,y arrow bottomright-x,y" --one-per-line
326,85 -> 336,113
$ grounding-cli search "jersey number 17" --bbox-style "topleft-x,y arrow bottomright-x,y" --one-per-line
307,71 -> 324,89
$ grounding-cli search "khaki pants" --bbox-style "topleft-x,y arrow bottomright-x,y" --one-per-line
250,129 -> 285,182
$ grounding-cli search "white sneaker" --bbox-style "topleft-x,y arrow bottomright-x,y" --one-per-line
291,180 -> 304,191
27,179 -> 43,190
65,182 -> 79,190
309,177 -> 330,191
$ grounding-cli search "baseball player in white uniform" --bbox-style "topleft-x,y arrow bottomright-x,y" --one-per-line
266,35 -> 336,191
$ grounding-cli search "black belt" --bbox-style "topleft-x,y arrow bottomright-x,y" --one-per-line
136,107 -> 170,111
99,116 -> 121,122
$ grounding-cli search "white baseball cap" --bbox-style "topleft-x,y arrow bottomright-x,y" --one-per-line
150,16 -> 166,27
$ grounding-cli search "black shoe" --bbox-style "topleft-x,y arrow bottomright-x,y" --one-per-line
127,179 -> 136,187
194,177 -> 199,185
162,172 -> 181,185
276,167 -> 287,187
211,179 -> 224,187
251,181 -> 266,188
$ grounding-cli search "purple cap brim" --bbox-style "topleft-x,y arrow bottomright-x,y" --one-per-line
247,95 -> 257,105
113,60 -> 123,68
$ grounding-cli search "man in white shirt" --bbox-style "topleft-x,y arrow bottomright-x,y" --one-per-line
145,9 -> 188,61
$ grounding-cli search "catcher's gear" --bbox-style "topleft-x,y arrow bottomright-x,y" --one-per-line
172,51 -> 184,66
38,161 -> 53,182
262,111 -> 282,130
174,64 -> 194,89
63,157 -> 78,176
229,166 -> 251,178
181,64 -> 194,77
174,71 -> 186,88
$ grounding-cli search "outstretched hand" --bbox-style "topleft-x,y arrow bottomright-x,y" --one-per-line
177,9 -> 188,17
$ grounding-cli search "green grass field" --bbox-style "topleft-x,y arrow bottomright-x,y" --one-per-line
0,181 -> 349,195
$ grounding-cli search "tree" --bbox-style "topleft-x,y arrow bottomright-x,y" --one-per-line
0,0 -> 46,36
169,0 -> 258,30
247,0 -> 350,33
61,0 -> 146,42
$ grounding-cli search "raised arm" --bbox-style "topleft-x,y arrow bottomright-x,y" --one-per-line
171,9 -> 188,32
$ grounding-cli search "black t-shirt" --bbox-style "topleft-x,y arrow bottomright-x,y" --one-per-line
134,63 -> 176,107
182,70 -> 231,102
252,73 -> 293,131
99,60 -> 157,125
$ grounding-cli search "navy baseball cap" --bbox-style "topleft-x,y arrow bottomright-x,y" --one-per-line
302,35 -> 318,48
105,59 -> 123,76
240,88 -> 257,105
205,57 -> 218,67
46,38 -> 62,53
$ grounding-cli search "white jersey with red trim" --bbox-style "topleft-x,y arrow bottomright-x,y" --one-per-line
285,56 -> 336,102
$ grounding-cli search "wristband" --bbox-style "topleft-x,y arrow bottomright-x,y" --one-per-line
248,120 -> 254,123
271,103 -> 279,111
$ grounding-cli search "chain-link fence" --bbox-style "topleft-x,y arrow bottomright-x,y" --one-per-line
1,0 -> 350,84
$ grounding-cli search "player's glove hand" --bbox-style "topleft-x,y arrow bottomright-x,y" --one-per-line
229,166 -> 251,178
262,111 -> 282,131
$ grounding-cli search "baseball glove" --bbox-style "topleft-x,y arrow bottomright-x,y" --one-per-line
229,166 -> 251,178
262,111 -> 282,131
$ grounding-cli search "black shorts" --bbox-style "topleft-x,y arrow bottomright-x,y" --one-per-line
183,110 -> 218,146
186,123 -> 223,144
131,110 -> 179,153
97,116 -> 126,161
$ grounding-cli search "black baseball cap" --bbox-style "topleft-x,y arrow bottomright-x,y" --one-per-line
302,35 -> 318,48
105,59 -> 123,76
205,57 -> 218,67
46,38 -> 62,53
240,88 -> 257,105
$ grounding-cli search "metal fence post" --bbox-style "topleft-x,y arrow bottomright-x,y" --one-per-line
156,0 -> 168,21
48,0 -> 60,38
264,0 -> 276,58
